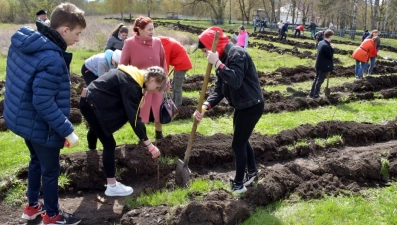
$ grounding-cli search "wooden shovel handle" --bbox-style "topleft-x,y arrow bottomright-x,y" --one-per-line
183,31 -> 221,165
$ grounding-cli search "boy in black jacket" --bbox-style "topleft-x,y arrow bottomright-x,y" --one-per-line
309,30 -> 334,98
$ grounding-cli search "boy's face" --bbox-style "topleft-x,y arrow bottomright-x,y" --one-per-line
59,26 -> 84,46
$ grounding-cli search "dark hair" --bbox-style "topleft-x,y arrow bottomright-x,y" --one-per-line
324,29 -> 334,38
239,25 -> 245,31
365,29 -> 369,32
110,23 -> 128,37
132,16 -> 153,35
50,2 -> 86,30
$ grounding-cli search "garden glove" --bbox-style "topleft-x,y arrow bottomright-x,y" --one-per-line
206,51 -> 219,65
193,105 -> 207,125
148,144 -> 161,158
64,132 -> 79,148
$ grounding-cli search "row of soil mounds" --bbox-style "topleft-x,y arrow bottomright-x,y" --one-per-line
177,74 -> 397,118
153,21 -> 397,54
250,30 -> 397,53
2,73 -> 397,132
182,61 -> 397,91
249,33 -> 354,56
13,118 -> 397,224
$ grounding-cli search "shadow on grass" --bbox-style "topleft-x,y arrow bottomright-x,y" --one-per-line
335,104 -> 359,113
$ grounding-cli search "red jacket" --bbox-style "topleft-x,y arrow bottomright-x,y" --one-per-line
352,39 -> 376,62
296,25 -> 304,31
159,36 -> 193,71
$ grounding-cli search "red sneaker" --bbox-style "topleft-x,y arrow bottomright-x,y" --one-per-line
21,202 -> 45,220
41,210 -> 81,225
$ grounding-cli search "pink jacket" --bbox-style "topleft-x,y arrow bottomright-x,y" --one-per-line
120,35 -> 167,123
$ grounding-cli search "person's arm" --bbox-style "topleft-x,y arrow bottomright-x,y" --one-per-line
97,60 -> 108,77
211,48 -> 245,89
104,36 -> 114,51
120,83 -> 148,141
205,75 -> 225,109
119,39 -> 130,65
321,44 -> 334,59
32,57 -> 74,138
244,35 -> 248,49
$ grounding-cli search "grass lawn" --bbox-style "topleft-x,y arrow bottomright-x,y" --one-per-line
241,184 -> 397,225
2,98 -> 397,181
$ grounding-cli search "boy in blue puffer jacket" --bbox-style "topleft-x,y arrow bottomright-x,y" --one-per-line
3,3 -> 86,225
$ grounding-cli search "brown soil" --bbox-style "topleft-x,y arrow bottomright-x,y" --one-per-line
2,119 -> 397,224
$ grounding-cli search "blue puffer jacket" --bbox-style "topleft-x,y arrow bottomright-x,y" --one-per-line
4,22 -> 74,148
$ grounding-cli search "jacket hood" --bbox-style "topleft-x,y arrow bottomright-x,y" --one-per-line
159,36 -> 171,46
104,49 -> 114,68
118,65 -> 145,87
10,22 -> 65,54
198,27 -> 230,58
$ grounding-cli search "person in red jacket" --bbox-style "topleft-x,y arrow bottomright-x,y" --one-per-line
294,24 -> 304,38
158,36 -> 193,106
351,36 -> 379,79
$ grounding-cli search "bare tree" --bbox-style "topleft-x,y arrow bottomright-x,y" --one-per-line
187,0 -> 228,23
372,0 -> 379,29
237,0 -> 257,24
351,0 -> 358,39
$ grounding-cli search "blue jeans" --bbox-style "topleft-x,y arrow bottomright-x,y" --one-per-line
367,57 -> 376,75
355,60 -> 368,77
25,140 -> 60,217
310,30 -> 316,38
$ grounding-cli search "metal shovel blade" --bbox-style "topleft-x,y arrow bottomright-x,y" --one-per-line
175,158 -> 190,188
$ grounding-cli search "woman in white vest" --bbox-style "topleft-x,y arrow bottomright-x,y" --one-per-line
233,25 -> 249,50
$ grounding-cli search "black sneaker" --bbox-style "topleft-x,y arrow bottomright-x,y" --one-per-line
230,180 -> 247,194
243,170 -> 260,186
155,130 -> 164,140
42,210 -> 81,225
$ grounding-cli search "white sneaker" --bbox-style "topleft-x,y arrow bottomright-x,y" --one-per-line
104,182 -> 134,196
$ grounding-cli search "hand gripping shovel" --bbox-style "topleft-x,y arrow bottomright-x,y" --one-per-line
324,72 -> 331,97
175,31 -> 220,188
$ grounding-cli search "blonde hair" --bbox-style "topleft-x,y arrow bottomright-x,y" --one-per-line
144,66 -> 167,92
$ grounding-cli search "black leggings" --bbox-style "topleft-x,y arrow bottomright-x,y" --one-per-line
232,102 -> 264,184
81,64 -> 97,86
79,97 -> 116,178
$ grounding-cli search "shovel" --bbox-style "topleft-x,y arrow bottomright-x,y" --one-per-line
175,31 -> 220,188
324,72 -> 331,97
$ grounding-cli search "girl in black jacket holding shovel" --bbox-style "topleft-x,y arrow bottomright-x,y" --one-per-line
194,27 -> 264,194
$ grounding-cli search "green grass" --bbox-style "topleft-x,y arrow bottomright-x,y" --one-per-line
241,184 -> 397,225
3,181 -> 26,206
125,178 -> 227,208
3,98 -> 397,181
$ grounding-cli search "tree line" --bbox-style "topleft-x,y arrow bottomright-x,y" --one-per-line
1,0 -> 396,32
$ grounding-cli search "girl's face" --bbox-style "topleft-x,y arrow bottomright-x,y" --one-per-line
372,32 -> 379,37
145,77 -> 164,92
138,23 -> 154,38
239,29 -> 244,34
119,32 -> 128,40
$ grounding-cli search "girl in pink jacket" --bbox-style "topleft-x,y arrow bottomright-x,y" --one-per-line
233,25 -> 248,49
120,16 -> 168,139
